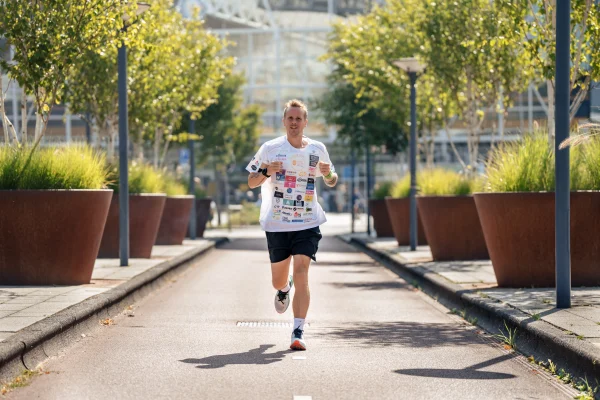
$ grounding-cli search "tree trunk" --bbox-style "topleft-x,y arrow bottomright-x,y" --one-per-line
21,90 -> 27,145
0,72 -> 9,145
214,163 -> 222,226
547,79 -> 555,146
153,127 -> 162,169
224,166 -> 231,232
105,119 -> 116,162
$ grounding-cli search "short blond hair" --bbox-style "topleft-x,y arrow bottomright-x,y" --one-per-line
283,99 -> 308,119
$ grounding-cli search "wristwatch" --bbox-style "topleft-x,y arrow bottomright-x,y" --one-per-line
259,168 -> 271,178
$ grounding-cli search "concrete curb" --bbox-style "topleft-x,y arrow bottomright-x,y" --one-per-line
343,235 -> 600,381
0,238 -> 228,383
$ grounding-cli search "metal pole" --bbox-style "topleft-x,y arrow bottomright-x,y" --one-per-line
409,72 -> 418,251
555,0 -> 571,308
118,43 -> 130,267
188,118 -> 197,240
365,136 -> 372,236
350,146 -> 356,233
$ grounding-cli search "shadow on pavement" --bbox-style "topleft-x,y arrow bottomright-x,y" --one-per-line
328,281 -> 410,291
314,261 -> 377,267
217,238 -> 268,252
179,344 -> 294,369
394,353 -> 517,380
315,321 -> 483,348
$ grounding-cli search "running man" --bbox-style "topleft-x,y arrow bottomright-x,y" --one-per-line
246,99 -> 338,351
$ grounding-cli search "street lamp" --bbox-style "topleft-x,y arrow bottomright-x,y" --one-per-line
118,2 -> 150,267
555,1 -> 571,308
394,57 -> 426,251
188,117 -> 197,240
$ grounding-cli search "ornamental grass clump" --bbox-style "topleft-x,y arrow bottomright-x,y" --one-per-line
373,181 -> 394,199
484,132 -> 597,192
485,133 -> 555,192
163,175 -> 188,196
391,175 -> 411,198
106,162 -> 165,194
418,168 -> 482,196
0,145 -> 107,190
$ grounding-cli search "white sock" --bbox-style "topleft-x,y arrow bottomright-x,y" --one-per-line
294,318 -> 305,331
279,283 -> 291,292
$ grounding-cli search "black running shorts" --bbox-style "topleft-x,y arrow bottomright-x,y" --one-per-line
265,226 -> 323,264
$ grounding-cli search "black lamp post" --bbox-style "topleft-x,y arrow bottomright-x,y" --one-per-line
118,2 -> 150,267
393,58 -> 426,251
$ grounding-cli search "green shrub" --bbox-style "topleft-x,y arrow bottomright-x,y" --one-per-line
0,145 -> 107,190
579,137 -> 600,190
485,133 -> 555,192
107,162 -> 165,194
162,174 -> 188,196
418,168 -> 482,196
484,132 -> 600,192
229,201 -> 260,226
373,181 -> 394,199
391,175 -> 411,198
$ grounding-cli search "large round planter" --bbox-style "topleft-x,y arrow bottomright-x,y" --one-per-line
384,197 -> 427,246
474,192 -> 600,287
0,190 -> 113,285
417,195 -> 488,261
369,199 -> 394,237
155,195 -> 194,245
98,193 -> 166,259
193,198 -> 212,238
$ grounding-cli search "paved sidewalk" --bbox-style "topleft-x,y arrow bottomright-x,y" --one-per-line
345,234 -> 600,379
0,240 -> 214,343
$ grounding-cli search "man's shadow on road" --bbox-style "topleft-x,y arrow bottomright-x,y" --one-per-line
179,344 -> 294,369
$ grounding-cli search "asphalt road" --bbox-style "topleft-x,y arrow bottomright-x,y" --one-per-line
5,231 -> 574,399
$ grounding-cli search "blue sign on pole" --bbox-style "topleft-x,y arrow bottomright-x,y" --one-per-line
342,166 -> 352,178
179,149 -> 190,166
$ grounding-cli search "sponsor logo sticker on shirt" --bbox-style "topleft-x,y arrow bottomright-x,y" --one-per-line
294,212 -> 302,218
276,172 -> 286,181
284,182 -> 296,188
297,177 -> 307,183
284,199 -> 295,206
306,207 -> 313,212
292,219 -> 303,223
305,195 -> 313,202
285,176 -> 296,182
306,190 -> 314,195
295,201 -> 305,207
309,155 -> 319,167
282,216 -> 290,222
296,195 -> 303,201
251,165 -> 257,171
284,194 -> 294,200
306,184 -> 315,191
299,171 -> 307,177
307,178 -> 315,184
274,191 -> 284,198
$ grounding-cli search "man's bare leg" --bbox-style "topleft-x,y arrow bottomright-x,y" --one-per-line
271,256 -> 292,291
292,254 -> 311,319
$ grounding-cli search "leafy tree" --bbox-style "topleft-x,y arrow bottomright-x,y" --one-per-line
0,0 -> 134,148
182,73 -> 262,168
500,0 -> 600,140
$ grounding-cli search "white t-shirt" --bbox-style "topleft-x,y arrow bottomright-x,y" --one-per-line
246,136 -> 336,232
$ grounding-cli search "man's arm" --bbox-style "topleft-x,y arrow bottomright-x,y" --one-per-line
324,172 -> 338,187
248,163 -> 268,189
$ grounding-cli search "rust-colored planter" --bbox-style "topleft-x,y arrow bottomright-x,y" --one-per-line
98,194 -> 166,259
384,197 -> 427,246
417,195 -> 488,261
474,192 -> 600,287
155,195 -> 194,245
369,199 -> 394,237
0,190 -> 113,285
194,198 -> 212,238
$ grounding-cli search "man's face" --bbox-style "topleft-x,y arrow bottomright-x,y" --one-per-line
283,107 -> 307,138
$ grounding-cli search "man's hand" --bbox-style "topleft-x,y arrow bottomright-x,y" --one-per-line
319,161 -> 338,187
267,161 -> 283,176
318,161 -> 331,177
